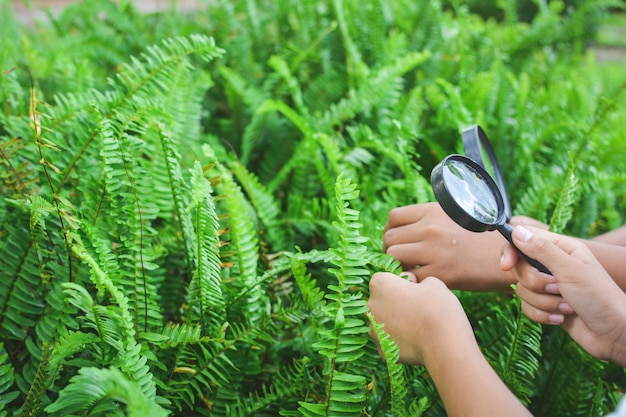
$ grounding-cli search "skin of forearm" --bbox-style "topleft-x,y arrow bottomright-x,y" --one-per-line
591,225 -> 626,246
423,330 -> 532,417
583,240 -> 626,292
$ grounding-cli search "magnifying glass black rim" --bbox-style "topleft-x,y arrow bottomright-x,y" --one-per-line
462,125 -> 512,221
431,154 -> 507,233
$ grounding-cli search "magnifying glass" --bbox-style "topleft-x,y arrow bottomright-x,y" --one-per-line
431,154 -> 551,274
462,125 -> 512,222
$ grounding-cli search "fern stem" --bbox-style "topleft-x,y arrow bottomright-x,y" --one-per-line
0,143 -> 31,196
18,343 -> 53,417
28,71 -> 74,283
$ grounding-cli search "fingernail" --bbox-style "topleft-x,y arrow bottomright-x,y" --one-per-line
513,225 -> 533,242
545,283 -> 560,294
558,302 -> 573,314
548,314 -> 564,324
400,271 -> 417,283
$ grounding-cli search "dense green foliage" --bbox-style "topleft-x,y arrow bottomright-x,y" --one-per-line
1,0 -> 625,415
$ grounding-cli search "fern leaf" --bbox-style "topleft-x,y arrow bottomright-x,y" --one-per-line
367,312 -> 409,416
0,343 -> 18,415
95,103 -> 164,333
290,257 -> 325,310
186,161 -> 225,335
269,54 -> 306,116
156,123 -> 197,268
115,34 -> 224,106
549,164 -> 579,233
298,174 -> 370,416
204,146 -> 264,322
69,241 -> 158,399
228,358 -> 311,417
18,343 -> 53,417
477,300 -> 542,405
0,214 -> 46,341
45,367 -> 167,417
230,160 -> 290,252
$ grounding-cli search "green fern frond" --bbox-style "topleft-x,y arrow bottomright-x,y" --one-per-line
0,342 -> 17,415
0,135 -> 38,198
141,323 -> 205,348
530,326 -> 619,417
186,161 -> 225,335
298,174 -> 370,416
367,312 -> 409,416
230,160 -> 289,252
258,99 -> 315,138
115,34 -> 224,104
155,123 -> 197,269
0,216 -> 45,341
18,343 -> 53,417
0,341 -> 17,401
69,240 -> 158,399
45,366 -> 168,417
62,283 -> 124,349
513,175 -> 552,224
331,0 -> 367,89
218,65 -> 277,167
203,146 -> 266,324
166,340 -> 237,410
290,257 -> 325,311
361,252 -> 403,282
50,331 -> 100,368
94,104 -> 163,333
549,166 -> 579,233
228,358 -> 311,417
477,300 -> 542,405
269,55 -> 307,116
219,169 -> 260,285
285,194 -> 334,242
57,34 -> 224,191
316,51 -> 431,130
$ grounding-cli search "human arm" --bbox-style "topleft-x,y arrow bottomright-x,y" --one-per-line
502,226 -> 626,366
591,224 -> 626,246
367,272 -> 532,417
582,234 -> 626,292
383,202 -> 626,292
382,202 -> 544,292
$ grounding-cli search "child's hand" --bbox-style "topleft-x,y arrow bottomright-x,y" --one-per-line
367,272 -> 475,366
504,225 -> 626,367
383,202 -> 545,292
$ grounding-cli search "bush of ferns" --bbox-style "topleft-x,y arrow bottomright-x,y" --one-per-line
0,0 -> 625,415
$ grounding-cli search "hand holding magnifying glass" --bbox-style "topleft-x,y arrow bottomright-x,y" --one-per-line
431,155 -> 551,275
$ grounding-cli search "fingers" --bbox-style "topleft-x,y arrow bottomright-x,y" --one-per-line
519,300 -> 568,325
511,225 -> 593,276
384,203 -> 433,232
499,243 -> 519,272
516,283 -> 572,325
509,215 -> 549,230
512,251 -> 572,325
508,226 -> 587,325
383,225 -> 421,254
400,271 -> 418,283
383,203 -> 440,251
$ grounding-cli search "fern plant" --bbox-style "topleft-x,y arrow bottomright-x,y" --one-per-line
1,0 -> 626,415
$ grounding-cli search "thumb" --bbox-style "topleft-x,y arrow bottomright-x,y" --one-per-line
511,225 -> 587,281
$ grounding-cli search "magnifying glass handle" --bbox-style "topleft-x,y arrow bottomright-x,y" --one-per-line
498,223 -> 552,275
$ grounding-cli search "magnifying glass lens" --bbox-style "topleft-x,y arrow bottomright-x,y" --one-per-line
431,154 -> 551,275
442,159 -> 499,224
